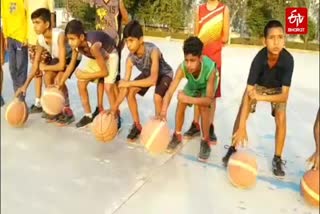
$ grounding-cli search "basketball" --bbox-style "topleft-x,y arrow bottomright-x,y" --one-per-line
140,119 -> 171,154
5,98 -> 29,127
227,151 -> 258,189
300,169 -> 319,207
41,87 -> 65,116
91,112 -> 118,142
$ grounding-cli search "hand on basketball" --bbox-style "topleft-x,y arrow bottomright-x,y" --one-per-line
232,127 -> 248,148
307,151 -> 319,170
177,91 -> 188,103
118,80 -> 130,88
15,86 -> 26,97
156,112 -> 167,121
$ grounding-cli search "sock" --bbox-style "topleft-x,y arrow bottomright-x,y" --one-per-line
135,122 -> 142,131
63,106 -> 73,117
35,98 -> 41,107
175,131 -> 182,141
85,113 -> 92,118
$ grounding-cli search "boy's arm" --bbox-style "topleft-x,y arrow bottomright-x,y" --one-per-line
123,49 -> 160,88
77,42 -> 108,80
119,0 -> 130,25
17,44 -> 43,94
40,34 -> 66,72
251,86 -> 290,103
222,6 -> 230,44
159,66 -> 184,117
58,50 -> 79,87
194,7 -> 199,35
180,70 -> 216,106
111,57 -> 134,112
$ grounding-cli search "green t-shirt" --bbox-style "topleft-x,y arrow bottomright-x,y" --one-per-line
182,56 -> 219,97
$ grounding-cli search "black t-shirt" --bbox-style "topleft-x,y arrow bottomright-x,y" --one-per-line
247,47 -> 294,88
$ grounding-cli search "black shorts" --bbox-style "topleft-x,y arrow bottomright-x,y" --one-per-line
134,73 -> 172,97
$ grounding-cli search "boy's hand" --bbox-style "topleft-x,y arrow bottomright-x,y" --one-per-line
232,127 -> 248,148
248,89 -> 261,101
177,91 -> 188,103
35,70 -> 43,77
307,151 -> 319,170
15,86 -> 27,97
118,80 -> 130,88
39,63 -> 46,72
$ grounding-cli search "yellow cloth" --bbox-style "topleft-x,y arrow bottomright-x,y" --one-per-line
1,0 -> 28,43
26,0 -> 55,45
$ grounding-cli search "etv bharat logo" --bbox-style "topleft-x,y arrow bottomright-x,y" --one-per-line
286,8 -> 308,34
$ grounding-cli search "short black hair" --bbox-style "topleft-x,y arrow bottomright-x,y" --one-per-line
123,20 -> 143,39
31,8 -> 51,27
65,19 -> 85,36
183,36 -> 203,57
264,20 -> 284,37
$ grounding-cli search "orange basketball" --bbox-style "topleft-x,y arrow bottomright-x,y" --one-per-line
227,151 -> 258,189
41,87 -> 65,115
300,169 -> 319,207
5,98 -> 29,127
140,119 -> 171,154
91,112 -> 118,143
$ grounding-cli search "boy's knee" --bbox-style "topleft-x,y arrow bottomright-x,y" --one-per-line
154,94 -> 162,102
104,83 -> 114,94
127,87 -> 139,98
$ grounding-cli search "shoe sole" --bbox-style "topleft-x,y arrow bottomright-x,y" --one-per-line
55,119 -> 75,127
198,157 -> 209,162
166,143 -> 183,154
183,133 -> 201,140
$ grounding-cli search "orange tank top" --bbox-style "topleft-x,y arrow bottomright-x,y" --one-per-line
197,2 -> 225,68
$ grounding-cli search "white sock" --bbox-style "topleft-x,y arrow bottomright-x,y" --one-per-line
85,113 -> 92,118
35,98 -> 41,107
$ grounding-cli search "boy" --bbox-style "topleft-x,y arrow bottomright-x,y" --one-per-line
222,20 -> 294,177
1,0 -> 28,93
16,8 -> 75,125
26,0 -> 56,114
184,0 -> 230,142
109,20 -> 173,141
159,36 -> 219,162
58,19 -> 119,128
307,109 -> 319,170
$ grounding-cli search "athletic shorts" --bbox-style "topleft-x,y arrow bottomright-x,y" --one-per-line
76,52 -> 119,84
250,85 -> 286,115
134,73 -> 172,97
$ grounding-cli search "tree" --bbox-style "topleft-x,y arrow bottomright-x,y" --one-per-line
246,0 -> 272,37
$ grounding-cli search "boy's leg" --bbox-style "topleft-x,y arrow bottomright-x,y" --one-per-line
184,106 -> 201,138
76,79 -> 93,128
272,103 -> 287,177
167,101 -> 187,153
154,75 -> 172,116
126,87 -> 143,141
198,105 -> 212,161
8,38 -> 18,92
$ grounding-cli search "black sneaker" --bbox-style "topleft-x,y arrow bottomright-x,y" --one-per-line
183,122 -> 200,139
92,107 -> 100,119
127,124 -> 141,141
166,134 -> 182,154
198,139 -> 211,162
56,114 -> 75,126
209,124 -> 218,142
222,145 -> 237,167
30,104 -> 43,113
1,96 -> 4,107
272,155 -> 286,177
42,112 -> 60,122
76,116 -> 93,128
